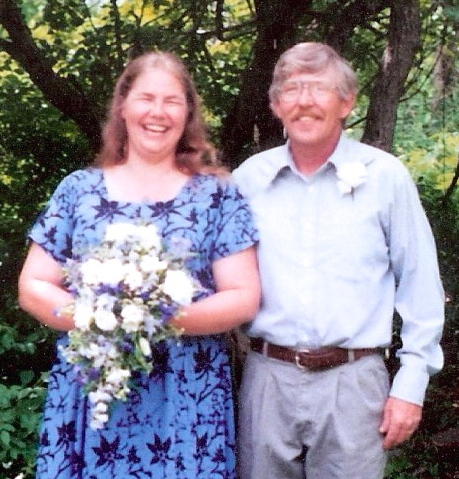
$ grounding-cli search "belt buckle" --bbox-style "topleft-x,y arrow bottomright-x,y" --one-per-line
294,349 -> 310,370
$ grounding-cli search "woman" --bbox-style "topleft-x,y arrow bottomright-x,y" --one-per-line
18,51 -> 260,478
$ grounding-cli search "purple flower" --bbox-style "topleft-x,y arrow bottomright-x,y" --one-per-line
120,339 -> 134,353
158,302 -> 179,324
88,367 -> 101,381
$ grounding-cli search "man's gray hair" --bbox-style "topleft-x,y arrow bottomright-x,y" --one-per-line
269,42 -> 358,103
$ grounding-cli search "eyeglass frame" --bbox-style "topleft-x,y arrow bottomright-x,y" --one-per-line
276,80 -> 339,103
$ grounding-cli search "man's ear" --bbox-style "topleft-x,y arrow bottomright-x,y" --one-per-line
339,94 -> 356,121
270,100 -> 281,119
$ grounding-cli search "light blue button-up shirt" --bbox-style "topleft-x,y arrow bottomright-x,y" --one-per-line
233,133 -> 444,405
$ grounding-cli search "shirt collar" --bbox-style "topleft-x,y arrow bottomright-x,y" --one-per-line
328,133 -> 376,170
253,133 -> 374,191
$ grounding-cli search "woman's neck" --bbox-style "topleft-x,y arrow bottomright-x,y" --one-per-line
103,158 -> 190,203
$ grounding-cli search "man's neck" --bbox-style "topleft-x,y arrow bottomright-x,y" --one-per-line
289,136 -> 341,176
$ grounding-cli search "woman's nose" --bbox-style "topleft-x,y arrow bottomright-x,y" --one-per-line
148,99 -> 166,115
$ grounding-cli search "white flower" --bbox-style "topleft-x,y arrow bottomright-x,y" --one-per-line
122,263 -> 143,290
94,401 -> 108,413
94,309 -> 118,331
138,337 -> 152,357
105,223 -> 162,250
95,294 -> 116,313
90,414 -> 109,430
73,302 -> 94,330
106,368 -> 131,386
80,258 -> 104,285
88,389 -> 113,405
104,222 -> 136,243
113,383 -> 131,401
140,255 -> 167,273
144,314 -> 162,337
80,342 -> 101,359
163,270 -> 194,305
336,162 -> 367,195
139,224 -> 162,250
105,343 -> 120,360
121,303 -> 144,333
99,258 -> 125,285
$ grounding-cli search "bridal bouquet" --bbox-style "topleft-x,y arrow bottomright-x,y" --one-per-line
58,222 -> 198,429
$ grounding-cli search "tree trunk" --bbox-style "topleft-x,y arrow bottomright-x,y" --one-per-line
220,0 -> 394,168
219,0 -> 311,170
361,0 -> 421,151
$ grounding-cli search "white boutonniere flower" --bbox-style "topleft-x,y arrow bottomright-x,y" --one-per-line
336,162 -> 367,196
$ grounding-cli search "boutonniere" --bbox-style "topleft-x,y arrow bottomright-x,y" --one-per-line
336,162 -> 367,197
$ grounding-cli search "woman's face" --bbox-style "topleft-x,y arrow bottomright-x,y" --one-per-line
121,68 -> 189,163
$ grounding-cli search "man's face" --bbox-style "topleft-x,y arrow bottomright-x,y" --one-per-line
271,67 -> 355,153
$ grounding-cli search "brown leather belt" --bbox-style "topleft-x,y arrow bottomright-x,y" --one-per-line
250,338 -> 380,371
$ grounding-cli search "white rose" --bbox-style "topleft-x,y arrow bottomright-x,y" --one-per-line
140,255 -> 167,273
122,263 -> 143,290
99,258 -> 125,286
80,258 -> 104,285
94,309 -> 118,331
104,223 -> 136,243
336,162 -> 367,195
121,303 -> 144,333
73,302 -> 93,330
106,368 -> 130,386
163,270 -> 194,305
137,224 -> 162,250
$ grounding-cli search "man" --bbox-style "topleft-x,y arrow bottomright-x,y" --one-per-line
233,42 -> 444,479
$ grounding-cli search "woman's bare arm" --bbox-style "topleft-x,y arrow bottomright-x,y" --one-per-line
169,246 -> 260,335
18,242 -> 74,331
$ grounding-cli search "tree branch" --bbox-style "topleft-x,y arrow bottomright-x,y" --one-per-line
0,0 -> 101,153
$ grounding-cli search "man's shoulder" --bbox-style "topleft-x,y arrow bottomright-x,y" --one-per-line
343,137 -> 395,162
236,144 -> 287,171
343,137 -> 409,177
232,144 -> 288,197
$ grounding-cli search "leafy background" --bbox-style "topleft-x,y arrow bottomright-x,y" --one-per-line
0,1 -> 458,477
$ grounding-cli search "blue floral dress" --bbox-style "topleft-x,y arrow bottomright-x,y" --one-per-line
29,168 -> 258,479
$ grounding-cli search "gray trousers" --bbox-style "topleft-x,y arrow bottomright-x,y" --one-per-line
237,351 -> 389,479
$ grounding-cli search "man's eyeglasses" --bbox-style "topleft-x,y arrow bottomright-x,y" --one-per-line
278,80 -> 338,102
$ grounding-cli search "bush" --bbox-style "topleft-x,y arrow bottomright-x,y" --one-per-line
0,374 -> 47,479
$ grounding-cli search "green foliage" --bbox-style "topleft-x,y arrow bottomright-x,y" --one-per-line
0,374 -> 47,479
0,1 -> 458,477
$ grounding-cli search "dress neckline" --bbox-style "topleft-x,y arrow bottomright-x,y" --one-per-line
96,167 -> 196,206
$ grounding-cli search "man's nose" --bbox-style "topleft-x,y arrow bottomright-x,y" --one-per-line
297,84 -> 315,104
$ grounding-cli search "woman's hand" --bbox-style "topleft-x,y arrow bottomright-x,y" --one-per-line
169,246 -> 260,335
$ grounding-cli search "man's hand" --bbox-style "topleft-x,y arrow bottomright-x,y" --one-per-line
379,396 -> 422,449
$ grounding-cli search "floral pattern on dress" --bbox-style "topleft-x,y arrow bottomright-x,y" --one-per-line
29,168 -> 258,479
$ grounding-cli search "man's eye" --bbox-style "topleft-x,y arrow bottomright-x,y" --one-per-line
282,84 -> 299,94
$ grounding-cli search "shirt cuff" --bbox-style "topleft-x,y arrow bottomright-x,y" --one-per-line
389,365 -> 430,406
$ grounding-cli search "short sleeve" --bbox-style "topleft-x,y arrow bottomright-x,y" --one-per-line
210,179 -> 259,261
28,172 -> 80,263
